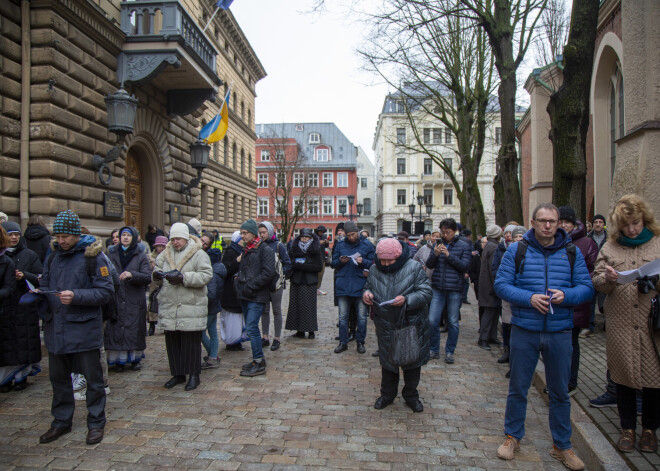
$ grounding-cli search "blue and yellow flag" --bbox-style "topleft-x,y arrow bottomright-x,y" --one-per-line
199,88 -> 230,144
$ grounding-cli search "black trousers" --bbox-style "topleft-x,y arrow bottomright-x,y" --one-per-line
616,383 -> 660,430
48,350 -> 106,429
479,306 -> 499,342
380,366 -> 421,403
165,330 -> 202,376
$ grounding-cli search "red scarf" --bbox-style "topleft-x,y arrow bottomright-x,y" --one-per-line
244,236 -> 261,253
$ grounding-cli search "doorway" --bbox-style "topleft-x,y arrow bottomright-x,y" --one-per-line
124,149 -> 143,234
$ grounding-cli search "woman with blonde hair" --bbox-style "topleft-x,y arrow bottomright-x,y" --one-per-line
592,194 -> 660,453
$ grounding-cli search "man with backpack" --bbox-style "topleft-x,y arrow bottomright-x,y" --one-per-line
38,210 -> 115,446
493,203 -> 594,470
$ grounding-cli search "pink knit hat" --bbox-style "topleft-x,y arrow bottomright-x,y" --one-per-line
153,235 -> 168,247
376,238 -> 403,260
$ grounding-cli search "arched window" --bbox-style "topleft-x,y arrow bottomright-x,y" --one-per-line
223,136 -> 228,165
247,109 -> 252,127
241,101 -> 245,122
248,153 -> 252,178
609,65 -> 624,182
232,142 -> 237,171
240,148 -> 245,175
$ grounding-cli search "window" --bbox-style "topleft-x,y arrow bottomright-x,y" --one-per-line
293,172 -> 304,188
432,128 -> 442,144
276,172 -> 285,188
308,173 -> 318,187
315,147 -> 329,161
337,198 -> 348,215
423,189 -> 433,205
257,198 -> 269,216
257,173 -> 268,188
610,66 -> 624,183
397,189 -> 406,205
443,189 -> 453,206
423,128 -> 430,144
424,219 -> 433,232
323,198 -> 333,215
275,150 -> 285,161
495,127 -> 502,145
337,172 -> 348,187
213,142 -> 219,161
309,133 -> 320,144
292,197 -> 303,214
445,127 -> 452,144
363,198 -> 372,216
308,199 -> 319,216
224,137 -> 228,164
396,100 -> 405,113
396,158 -> 406,175
232,143 -> 237,170
396,128 -> 406,145
240,149 -> 245,175
443,158 -> 452,178
423,158 -> 433,175
323,172 -> 333,187
361,178 -> 368,189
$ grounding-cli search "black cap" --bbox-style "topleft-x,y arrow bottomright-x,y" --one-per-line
558,206 -> 576,224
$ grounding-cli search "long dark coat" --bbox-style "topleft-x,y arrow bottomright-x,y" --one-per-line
288,235 -> 323,285
23,224 -> 51,264
364,243 -> 433,372
105,232 -> 152,351
478,239 -> 500,308
568,220 -> 598,328
0,252 -> 19,366
221,242 -> 243,313
3,240 -> 42,366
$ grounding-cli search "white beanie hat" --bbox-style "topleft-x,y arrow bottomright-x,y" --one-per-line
188,218 -> 202,235
170,222 -> 190,240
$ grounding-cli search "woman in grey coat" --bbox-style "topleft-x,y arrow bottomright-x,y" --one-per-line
363,238 -> 432,412
105,226 -> 152,371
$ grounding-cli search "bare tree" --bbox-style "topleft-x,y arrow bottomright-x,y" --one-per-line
259,132 -> 320,243
534,0 -> 570,68
547,0 -> 599,220
359,0 -> 496,235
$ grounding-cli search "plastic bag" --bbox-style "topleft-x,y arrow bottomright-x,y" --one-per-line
220,311 -> 247,345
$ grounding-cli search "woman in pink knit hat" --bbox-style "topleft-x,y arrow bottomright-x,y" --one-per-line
363,238 -> 432,412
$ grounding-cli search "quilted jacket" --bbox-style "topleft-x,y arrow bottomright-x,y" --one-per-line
425,236 -> 472,292
592,235 -> 660,389
494,229 -> 594,333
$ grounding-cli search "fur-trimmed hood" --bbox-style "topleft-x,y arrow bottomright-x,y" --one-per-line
50,234 -> 103,258
163,235 -> 203,272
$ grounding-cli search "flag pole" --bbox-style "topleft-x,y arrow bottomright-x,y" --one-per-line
202,6 -> 220,33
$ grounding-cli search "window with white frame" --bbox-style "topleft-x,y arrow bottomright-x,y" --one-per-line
257,198 -> 269,216
276,172 -> 285,188
396,128 -> 406,145
323,198 -> 333,215
432,128 -> 442,144
275,150 -> 285,161
337,172 -> 348,187
293,172 -> 304,187
397,189 -> 406,205
292,197 -> 303,214
308,198 -> 319,216
423,128 -> 430,144
363,198 -> 371,216
308,173 -> 318,187
445,127 -> 452,144
316,147 -> 329,161
257,173 -> 268,188
323,172 -> 333,187
424,158 -> 433,175
396,158 -> 406,175
260,149 -> 270,161
361,178 -> 368,188
444,189 -> 453,205
309,133 -> 320,144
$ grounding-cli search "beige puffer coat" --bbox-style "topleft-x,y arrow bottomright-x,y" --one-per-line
154,236 -> 213,332
592,235 -> 660,389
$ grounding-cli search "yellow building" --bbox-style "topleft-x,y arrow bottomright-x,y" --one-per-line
0,0 -> 265,236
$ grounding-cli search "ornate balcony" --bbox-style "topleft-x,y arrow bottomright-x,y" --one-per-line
118,0 -> 222,116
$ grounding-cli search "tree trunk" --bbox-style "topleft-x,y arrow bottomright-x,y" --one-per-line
462,170 -> 487,236
547,0 -> 599,221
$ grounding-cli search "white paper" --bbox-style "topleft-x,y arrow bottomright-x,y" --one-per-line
545,290 -> 554,315
616,257 -> 660,284
350,252 -> 361,265
377,298 -> 397,307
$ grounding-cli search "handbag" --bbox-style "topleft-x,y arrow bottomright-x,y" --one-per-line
386,304 -> 421,368
649,294 -> 660,362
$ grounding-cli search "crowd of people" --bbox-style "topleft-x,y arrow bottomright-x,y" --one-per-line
0,194 -> 658,469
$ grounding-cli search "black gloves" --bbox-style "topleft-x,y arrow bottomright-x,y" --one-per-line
153,271 -> 164,281
165,273 -> 184,285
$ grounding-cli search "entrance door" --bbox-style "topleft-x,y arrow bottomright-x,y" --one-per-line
124,150 -> 143,234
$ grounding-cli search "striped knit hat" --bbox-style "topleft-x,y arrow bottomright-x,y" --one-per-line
52,210 -> 81,236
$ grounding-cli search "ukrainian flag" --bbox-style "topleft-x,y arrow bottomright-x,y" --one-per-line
199,88 -> 230,144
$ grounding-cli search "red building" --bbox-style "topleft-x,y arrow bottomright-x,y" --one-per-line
255,123 -> 359,242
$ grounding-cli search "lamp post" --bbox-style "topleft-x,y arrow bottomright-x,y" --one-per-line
425,203 -> 433,231
339,200 -> 347,218
408,203 -> 416,234
180,138 -> 211,204
92,88 -> 138,186
347,194 -> 355,221
356,202 -> 363,218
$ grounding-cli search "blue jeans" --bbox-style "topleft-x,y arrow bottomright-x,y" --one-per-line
201,313 -> 219,359
241,301 -> 266,360
338,296 -> 367,344
505,326 -> 573,449
429,290 -> 461,354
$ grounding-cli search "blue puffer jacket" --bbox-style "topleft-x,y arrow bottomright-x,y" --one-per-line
41,235 -> 115,354
425,236 -> 472,291
331,236 -> 375,297
494,229 -> 594,332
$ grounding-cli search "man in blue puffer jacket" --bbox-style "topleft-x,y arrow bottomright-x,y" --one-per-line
331,221 -> 375,354
494,203 -> 594,470
425,218 -> 472,364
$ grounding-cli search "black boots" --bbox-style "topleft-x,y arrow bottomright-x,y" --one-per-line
498,347 -> 510,364
148,322 -> 156,336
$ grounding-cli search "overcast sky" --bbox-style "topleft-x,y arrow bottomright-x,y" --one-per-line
231,0 -> 388,162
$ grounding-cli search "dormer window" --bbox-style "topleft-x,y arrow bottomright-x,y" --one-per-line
315,146 -> 330,162
309,133 -> 320,144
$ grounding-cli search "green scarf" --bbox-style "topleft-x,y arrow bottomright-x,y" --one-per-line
618,227 -> 654,247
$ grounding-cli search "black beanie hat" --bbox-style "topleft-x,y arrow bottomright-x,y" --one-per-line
592,214 -> 606,224
558,206 -> 576,224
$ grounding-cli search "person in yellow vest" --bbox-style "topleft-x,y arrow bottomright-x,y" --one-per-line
211,230 -> 224,252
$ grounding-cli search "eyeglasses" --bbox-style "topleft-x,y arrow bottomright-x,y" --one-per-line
240,231 -> 249,235
534,219 -> 558,226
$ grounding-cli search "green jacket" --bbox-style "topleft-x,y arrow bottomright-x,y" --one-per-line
154,236 -> 213,331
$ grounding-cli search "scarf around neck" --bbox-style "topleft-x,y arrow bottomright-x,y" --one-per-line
245,236 -> 261,253
618,227 -> 653,247
298,238 -> 313,253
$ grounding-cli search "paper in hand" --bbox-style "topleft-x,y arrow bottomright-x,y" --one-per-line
616,257 -> 660,284
377,298 -> 398,307
546,290 -> 554,315
25,279 -> 60,295
350,252 -> 361,265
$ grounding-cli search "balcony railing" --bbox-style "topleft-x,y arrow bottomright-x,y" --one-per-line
120,0 -> 217,74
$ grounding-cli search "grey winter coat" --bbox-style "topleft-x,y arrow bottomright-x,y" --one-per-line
105,233 -> 152,351
365,244 -> 433,373
154,236 -> 213,332
40,235 -> 114,355
478,240 -> 500,308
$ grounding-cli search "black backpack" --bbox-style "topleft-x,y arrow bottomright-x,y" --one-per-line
514,239 -> 577,281
47,251 -> 119,321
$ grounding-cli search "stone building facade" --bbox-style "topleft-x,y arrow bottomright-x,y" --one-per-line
0,0 -> 265,236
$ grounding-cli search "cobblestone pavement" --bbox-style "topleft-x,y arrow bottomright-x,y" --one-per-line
1,271 -> 586,470
571,321 -> 660,471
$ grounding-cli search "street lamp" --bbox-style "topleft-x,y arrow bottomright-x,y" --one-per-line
408,192 -> 426,235
347,194 -> 355,221
180,138 -> 211,204
92,88 -> 138,186
356,202 -> 363,218
408,203 -> 416,233
339,200 -> 347,218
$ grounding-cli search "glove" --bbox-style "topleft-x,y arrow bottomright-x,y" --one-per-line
166,273 -> 184,285
152,271 -> 164,281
